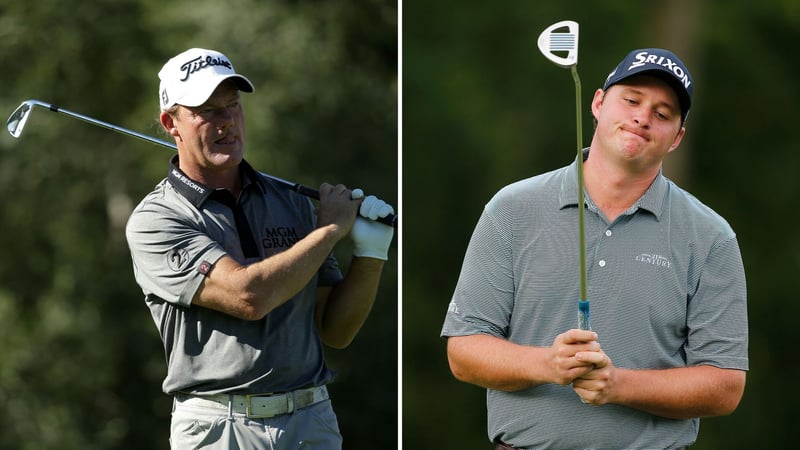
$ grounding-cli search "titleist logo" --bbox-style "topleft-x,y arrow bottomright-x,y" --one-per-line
179,55 -> 232,82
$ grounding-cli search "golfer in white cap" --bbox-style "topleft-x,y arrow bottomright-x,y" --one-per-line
126,48 -> 394,449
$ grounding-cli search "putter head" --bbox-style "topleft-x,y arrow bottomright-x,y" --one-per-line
538,20 -> 579,68
7,101 -> 34,138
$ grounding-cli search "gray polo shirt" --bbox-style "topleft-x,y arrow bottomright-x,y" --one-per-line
441,155 -> 748,449
126,156 -> 343,396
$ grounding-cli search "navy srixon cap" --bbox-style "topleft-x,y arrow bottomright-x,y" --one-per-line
603,48 -> 693,122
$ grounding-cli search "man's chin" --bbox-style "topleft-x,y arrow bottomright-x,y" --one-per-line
207,149 -> 244,168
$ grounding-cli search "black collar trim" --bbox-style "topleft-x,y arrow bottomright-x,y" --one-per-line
166,155 -> 266,207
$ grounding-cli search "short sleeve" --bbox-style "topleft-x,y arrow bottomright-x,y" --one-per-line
126,198 -> 227,307
441,198 -> 515,339
685,236 -> 749,369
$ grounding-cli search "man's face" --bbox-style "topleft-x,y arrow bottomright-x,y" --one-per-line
169,80 -> 246,173
591,74 -> 685,172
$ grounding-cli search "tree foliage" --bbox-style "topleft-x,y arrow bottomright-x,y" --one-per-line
0,1 -> 396,448
4,0 -> 800,448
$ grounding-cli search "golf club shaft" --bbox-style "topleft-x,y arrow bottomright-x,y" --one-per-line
572,66 -> 590,331
538,20 -> 590,330
10,100 -> 396,227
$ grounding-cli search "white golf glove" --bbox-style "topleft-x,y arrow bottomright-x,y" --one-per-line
350,193 -> 395,260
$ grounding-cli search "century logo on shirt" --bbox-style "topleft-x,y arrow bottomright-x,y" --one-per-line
262,226 -> 301,249
635,253 -> 672,269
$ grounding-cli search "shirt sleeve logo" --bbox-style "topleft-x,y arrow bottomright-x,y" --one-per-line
197,260 -> 212,275
166,248 -> 191,272
447,301 -> 460,315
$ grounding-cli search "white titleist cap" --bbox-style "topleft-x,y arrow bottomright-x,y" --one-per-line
158,48 -> 254,111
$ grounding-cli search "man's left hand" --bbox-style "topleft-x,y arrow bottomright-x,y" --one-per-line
350,195 -> 395,260
572,350 -> 615,406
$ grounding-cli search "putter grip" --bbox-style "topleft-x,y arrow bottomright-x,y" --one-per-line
578,300 -> 591,331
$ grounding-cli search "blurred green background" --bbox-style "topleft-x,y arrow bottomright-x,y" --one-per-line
0,0 -> 396,449
404,0 -> 799,448
3,0 -> 800,448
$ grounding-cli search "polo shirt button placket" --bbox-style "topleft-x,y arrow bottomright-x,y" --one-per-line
596,228 -> 612,268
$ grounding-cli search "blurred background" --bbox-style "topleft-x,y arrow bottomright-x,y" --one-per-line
404,0 -> 800,448
4,0 -> 800,448
0,0 -> 397,448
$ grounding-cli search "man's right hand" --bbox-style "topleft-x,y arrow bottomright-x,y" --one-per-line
317,183 -> 361,238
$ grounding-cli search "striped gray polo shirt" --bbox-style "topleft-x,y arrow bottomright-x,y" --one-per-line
127,156 -> 343,396
441,155 -> 748,449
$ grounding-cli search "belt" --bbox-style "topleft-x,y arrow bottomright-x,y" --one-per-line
174,385 -> 329,419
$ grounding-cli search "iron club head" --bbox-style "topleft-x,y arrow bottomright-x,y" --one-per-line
537,20 -> 579,68
6,101 -> 34,138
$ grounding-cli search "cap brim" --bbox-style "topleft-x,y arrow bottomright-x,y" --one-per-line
652,71 -> 691,115
175,74 -> 255,107
606,70 -> 691,120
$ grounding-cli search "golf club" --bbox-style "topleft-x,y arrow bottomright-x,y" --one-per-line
6,99 -> 397,228
538,20 -> 589,330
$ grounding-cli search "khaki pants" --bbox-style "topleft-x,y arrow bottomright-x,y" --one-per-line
170,397 -> 342,449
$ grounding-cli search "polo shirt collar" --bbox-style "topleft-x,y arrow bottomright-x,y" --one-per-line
166,155 -> 266,207
559,148 -> 668,221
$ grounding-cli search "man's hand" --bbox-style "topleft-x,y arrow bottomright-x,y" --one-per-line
317,183 -> 361,239
358,194 -> 395,220
350,194 -> 395,260
546,329 -> 603,385
572,347 -> 615,405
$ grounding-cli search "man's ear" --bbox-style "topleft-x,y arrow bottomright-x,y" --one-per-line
591,88 -> 605,122
160,111 -> 180,137
668,126 -> 686,153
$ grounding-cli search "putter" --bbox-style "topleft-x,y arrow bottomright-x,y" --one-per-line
6,99 -> 397,228
538,20 -> 589,330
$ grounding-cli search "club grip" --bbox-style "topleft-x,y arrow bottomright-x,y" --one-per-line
374,213 -> 397,228
292,184 -> 397,228
295,184 -> 321,200
578,300 -> 591,331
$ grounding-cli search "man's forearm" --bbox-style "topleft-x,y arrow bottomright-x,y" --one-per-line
316,257 -> 385,349
606,365 -> 746,419
195,223 -> 345,320
447,334 -> 563,391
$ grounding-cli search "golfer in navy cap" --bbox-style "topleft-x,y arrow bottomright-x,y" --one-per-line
442,48 -> 748,449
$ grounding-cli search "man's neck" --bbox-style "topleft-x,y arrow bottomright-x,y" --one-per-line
582,148 -> 659,222
176,155 -> 242,197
